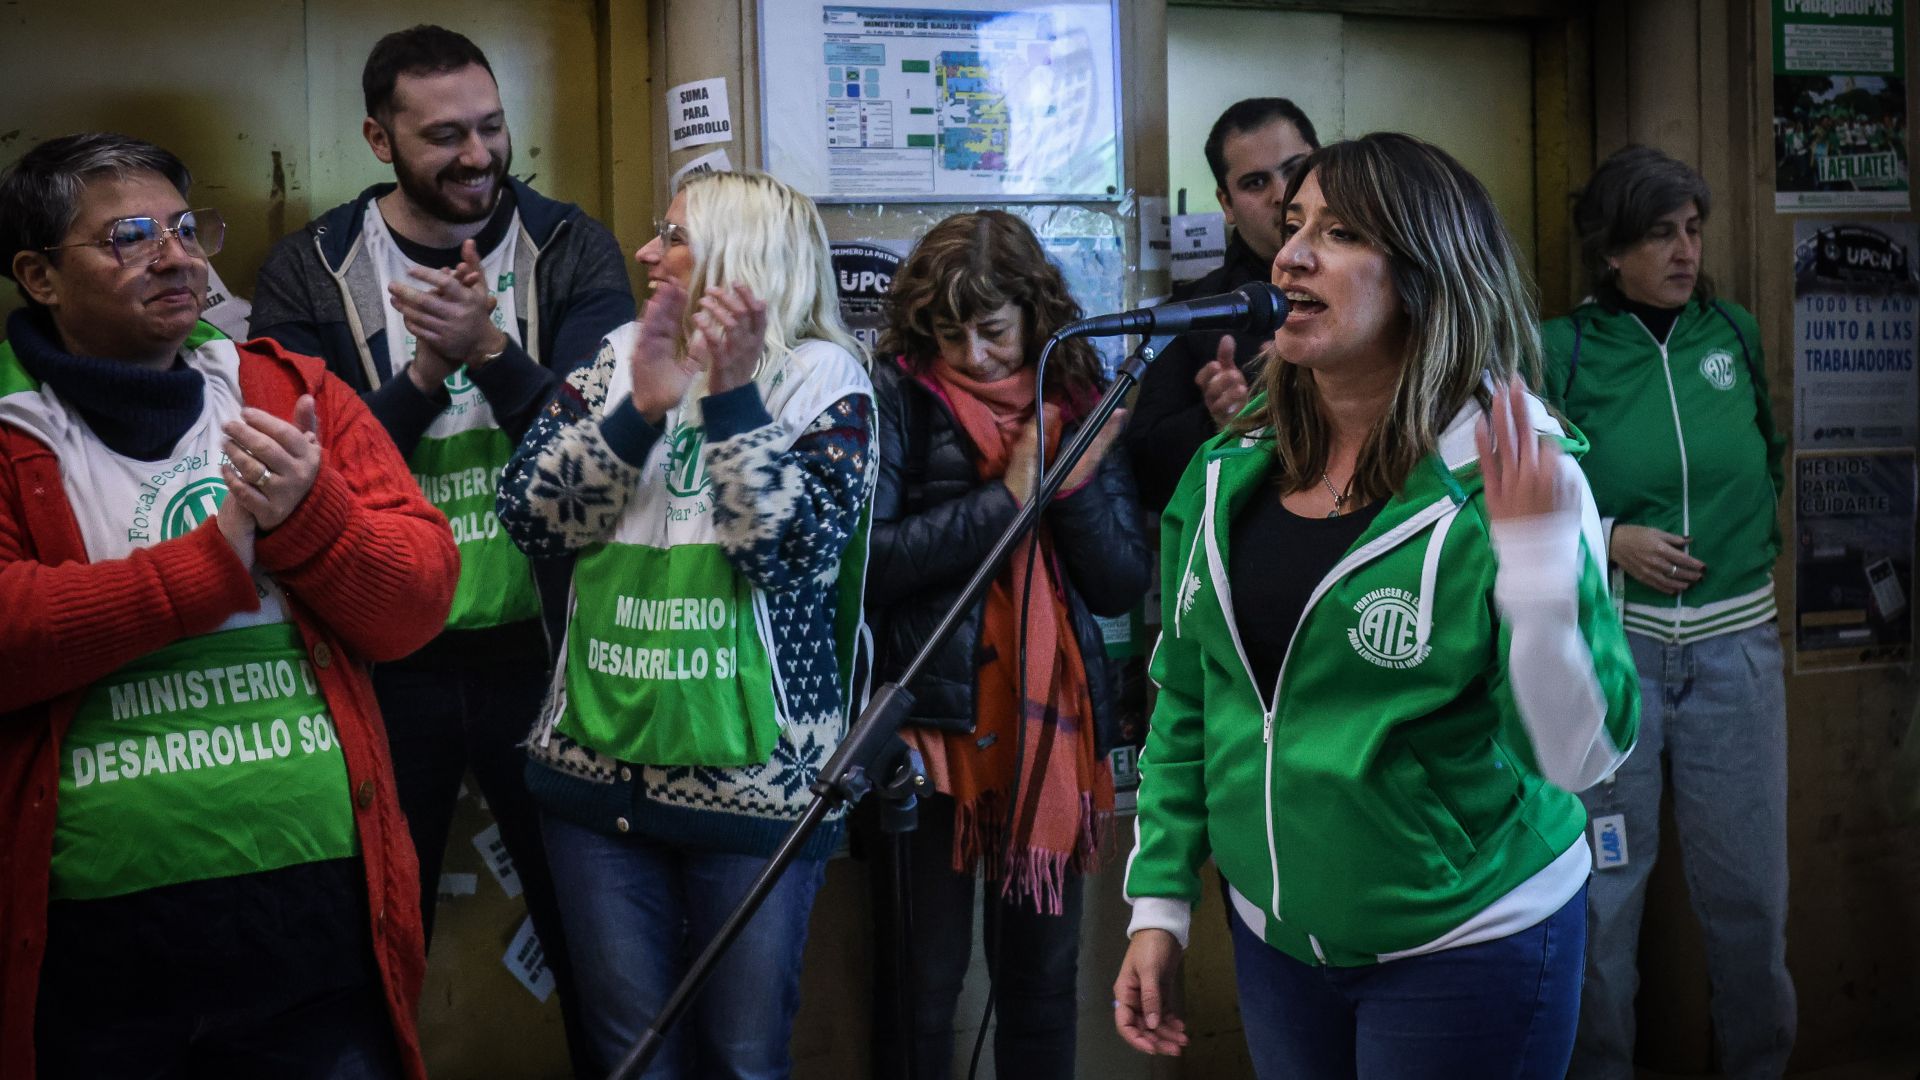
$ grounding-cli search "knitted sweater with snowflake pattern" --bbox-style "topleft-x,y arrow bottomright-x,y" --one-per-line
497,334 -> 874,859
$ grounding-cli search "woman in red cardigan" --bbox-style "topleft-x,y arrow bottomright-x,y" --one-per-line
0,133 -> 457,1079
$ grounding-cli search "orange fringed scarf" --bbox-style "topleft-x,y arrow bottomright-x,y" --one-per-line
906,359 -> 1113,915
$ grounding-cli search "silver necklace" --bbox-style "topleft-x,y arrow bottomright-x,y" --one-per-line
1322,470 -> 1353,518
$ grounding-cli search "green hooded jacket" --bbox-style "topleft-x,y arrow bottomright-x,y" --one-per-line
1125,390 -> 1639,966
1541,299 -> 1784,642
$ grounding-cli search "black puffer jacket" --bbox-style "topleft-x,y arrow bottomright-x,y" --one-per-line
867,359 -> 1152,754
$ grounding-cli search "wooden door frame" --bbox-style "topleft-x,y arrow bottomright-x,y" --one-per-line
1168,0 -> 1596,316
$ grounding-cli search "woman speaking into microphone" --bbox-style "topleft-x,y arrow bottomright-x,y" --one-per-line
1113,133 -> 1640,1078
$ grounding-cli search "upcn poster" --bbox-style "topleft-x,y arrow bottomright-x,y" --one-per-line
1772,0 -> 1908,210
1791,220 -> 1919,449
1794,449 -> 1915,672
829,240 -> 907,357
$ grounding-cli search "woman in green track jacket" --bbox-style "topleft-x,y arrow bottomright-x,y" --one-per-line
1113,134 -> 1640,1079
1547,147 -> 1796,1080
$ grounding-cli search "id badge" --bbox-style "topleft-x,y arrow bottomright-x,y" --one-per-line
1591,813 -> 1629,870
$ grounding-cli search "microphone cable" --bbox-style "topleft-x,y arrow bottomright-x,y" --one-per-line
965,331 -> 1062,1080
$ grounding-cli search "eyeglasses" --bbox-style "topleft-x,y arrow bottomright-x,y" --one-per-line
42,208 -> 226,267
654,219 -> 690,249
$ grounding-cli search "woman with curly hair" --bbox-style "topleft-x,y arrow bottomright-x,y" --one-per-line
863,209 -> 1151,1079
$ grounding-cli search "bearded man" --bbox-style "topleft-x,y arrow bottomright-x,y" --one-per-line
250,24 -> 632,1075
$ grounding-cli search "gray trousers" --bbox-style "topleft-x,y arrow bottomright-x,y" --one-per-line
1569,623 -> 1796,1080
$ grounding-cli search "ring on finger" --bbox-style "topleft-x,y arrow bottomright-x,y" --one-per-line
1669,562 -> 1678,577
257,467 -> 273,491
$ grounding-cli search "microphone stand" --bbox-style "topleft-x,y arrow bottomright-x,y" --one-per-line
606,331 -> 1177,1080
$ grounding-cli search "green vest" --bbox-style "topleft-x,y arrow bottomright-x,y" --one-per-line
552,330 -> 872,766
0,326 -> 359,900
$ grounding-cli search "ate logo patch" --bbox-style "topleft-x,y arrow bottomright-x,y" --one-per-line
663,423 -> 712,498
1347,587 -> 1431,669
1698,350 -> 1737,391
162,477 -> 227,540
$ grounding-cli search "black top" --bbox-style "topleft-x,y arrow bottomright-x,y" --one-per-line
1230,486 -> 1384,694
1615,295 -> 1686,344
384,184 -> 519,269
39,858 -> 374,1016
7,308 -> 204,461
1124,232 -> 1274,512
866,360 -> 1153,751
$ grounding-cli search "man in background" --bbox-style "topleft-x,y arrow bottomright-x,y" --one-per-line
1126,98 -> 1318,512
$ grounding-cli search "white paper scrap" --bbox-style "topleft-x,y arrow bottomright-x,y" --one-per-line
1139,196 -> 1171,272
503,916 -> 556,1003
1169,212 -> 1226,284
436,872 -> 478,899
671,148 -> 734,192
668,76 -> 733,151
471,822 -> 524,899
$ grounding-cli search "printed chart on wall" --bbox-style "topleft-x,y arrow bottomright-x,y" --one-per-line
1772,0 -> 1908,211
760,0 -> 1121,201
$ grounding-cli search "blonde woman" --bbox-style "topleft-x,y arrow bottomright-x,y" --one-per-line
1114,134 -> 1640,1078
497,170 -> 874,1078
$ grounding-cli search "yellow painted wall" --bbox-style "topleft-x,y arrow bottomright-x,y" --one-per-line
0,0 -> 644,321
0,0 -> 310,318
1165,7 -> 1536,269
300,1 -> 609,224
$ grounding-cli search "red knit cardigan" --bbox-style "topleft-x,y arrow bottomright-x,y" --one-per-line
0,338 -> 458,1079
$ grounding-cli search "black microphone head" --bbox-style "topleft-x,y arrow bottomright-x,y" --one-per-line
1235,282 -> 1289,336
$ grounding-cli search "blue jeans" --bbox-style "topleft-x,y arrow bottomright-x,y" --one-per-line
1229,884 -> 1586,1079
866,795 -> 1084,1080
540,814 -> 827,1079
1570,624 -> 1795,1080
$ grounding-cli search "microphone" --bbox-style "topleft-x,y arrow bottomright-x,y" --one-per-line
1057,281 -> 1289,339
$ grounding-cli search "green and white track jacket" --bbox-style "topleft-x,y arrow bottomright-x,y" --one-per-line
1542,300 -> 1785,643
1124,390 -> 1640,966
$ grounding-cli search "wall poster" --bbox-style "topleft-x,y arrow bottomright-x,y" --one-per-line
1793,449 -> 1915,672
830,240 -> 909,356
1772,0 -> 1908,211
1791,219 -> 1918,450
759,0 -> 1122,201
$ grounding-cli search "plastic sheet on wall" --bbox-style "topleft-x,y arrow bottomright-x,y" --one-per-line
820,195 -> 1147,376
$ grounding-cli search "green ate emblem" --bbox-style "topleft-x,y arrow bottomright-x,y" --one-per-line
162,477 -> 227,539
1698,350 -> 1736,391
664,423 -> 711,498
